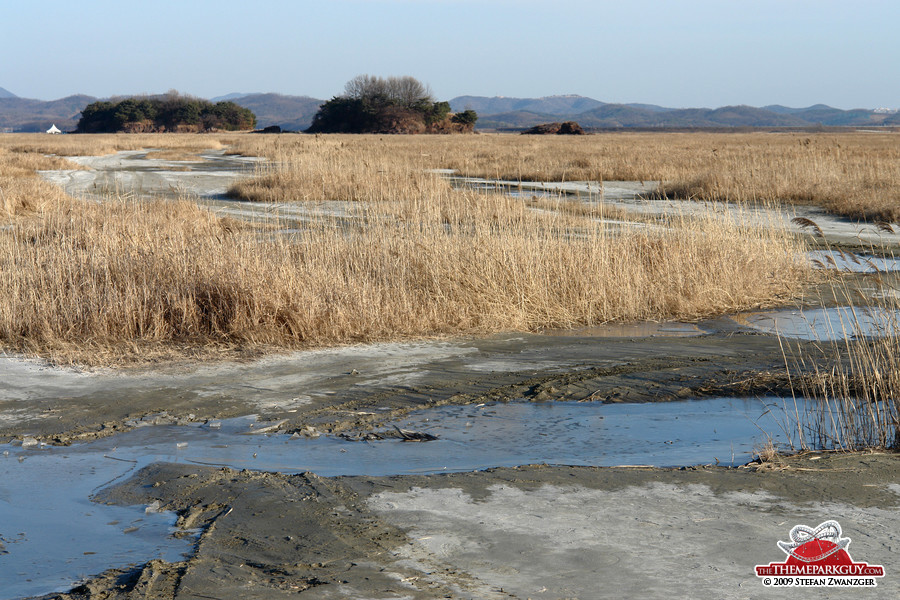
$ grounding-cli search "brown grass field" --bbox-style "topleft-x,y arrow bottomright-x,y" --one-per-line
227,131 -> 900,222
0,131 -> 864,364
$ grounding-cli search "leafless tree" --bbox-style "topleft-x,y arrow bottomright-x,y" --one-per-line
343,75 -> 433,108
386,76 -> 433,108
344,75 -> 387,101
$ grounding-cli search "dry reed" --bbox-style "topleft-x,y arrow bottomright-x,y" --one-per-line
781,239 -> 900,450
0,133 -> 810,364
227,132 -> 900,222
0,132 -> 233,158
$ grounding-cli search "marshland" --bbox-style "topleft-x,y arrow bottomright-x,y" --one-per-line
2,130 -> 900,599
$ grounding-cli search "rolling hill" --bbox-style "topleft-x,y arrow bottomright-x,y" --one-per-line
1,89 -> 896,133
465,96 -> 897,130
0,94 -> 97,132
0,92 -> 324,133
449,95 -> 604,116
223,93 -> 323,131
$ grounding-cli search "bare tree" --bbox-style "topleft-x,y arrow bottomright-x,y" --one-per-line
343,75 -> 432,108
386,76 -> 433,108
344,75 -> 388,102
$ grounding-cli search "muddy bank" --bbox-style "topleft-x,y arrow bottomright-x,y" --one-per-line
39,453 -> 899,599
1,323 -> 806,446
38,150 -> 262,201
9,321 -> 895,598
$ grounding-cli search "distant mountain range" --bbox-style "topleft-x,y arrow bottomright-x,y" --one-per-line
449,94 -> 606,116
1,88 -> 898,132
211,93 -> 324,131
451,95 -> 900,129
0,94 -> 97,132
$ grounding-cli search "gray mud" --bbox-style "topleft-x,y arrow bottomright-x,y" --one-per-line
38,150 -> 263,201
1,323 -> 798,447
3,396 -> 806,598
42,455 -> 900,600
3,323 -> 890,599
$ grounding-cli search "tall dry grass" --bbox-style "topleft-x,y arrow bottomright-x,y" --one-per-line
227,132 -> 900,222
0,193 -> 806,364
0,132 -> 236,158
0,134 -> 810,364
794,334 -> 900,451
780,236 -> 900,450
0,145 -> 81,219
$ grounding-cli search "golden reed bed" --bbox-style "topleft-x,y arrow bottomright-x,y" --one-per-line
0,132 -> 818,364
227,131 -> 900,222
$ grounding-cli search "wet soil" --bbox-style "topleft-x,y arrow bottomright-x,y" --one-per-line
2,323 -> 802,447
37,453 -> 900,600
4,323 -> 896,599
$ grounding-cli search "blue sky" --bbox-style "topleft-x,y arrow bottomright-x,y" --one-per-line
3,0 -> 898,108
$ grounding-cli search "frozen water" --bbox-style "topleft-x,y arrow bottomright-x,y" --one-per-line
739,306 -> 900,341
0,397 -> 806,597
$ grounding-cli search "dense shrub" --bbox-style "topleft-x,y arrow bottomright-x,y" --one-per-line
451,109 -> 478,126
77,94 -> 256,133
307,75 -> 476,134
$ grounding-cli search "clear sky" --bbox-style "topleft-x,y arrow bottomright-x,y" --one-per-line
2,0 -> 897,109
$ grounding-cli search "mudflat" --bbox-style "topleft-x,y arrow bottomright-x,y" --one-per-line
3,321 -> 792,446
60,454 -> 900,600
2,322 -> 896,599
3,137 -> 896,598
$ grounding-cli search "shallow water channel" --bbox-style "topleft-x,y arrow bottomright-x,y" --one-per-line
2,396 -> 801,598
739,306 -> 900,341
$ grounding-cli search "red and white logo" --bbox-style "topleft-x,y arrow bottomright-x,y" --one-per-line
755,520 -> 885,587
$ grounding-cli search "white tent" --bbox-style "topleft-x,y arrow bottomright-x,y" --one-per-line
46,124 -> 61,134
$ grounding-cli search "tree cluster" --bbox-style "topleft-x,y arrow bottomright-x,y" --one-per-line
76,94 -> 257,133
307,75 -> 476,134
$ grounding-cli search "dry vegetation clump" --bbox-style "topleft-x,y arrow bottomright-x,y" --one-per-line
794,348 -> 900,451
0,198 -> 269,361
788,328 -> 900,451
0,133 -> 811,364
651,134 -> 900,223
784,277 -> 900,451
0,132 -> 235,159
227,134 -> 452,203
0,174 -> 73,219
0,191 -> 807,364
0,145 -> 79,219
226,132 -> 900,223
